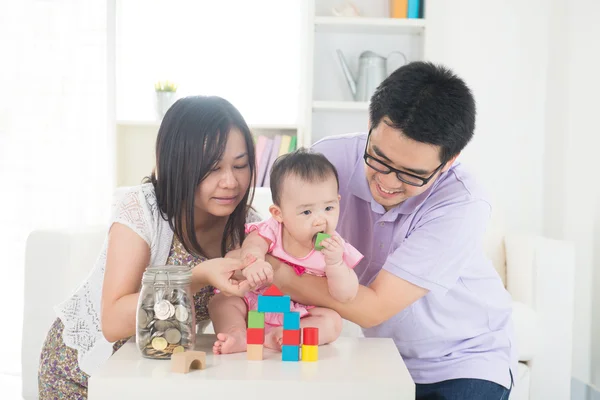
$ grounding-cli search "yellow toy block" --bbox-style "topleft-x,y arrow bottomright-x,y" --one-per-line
301,344 -> 318,362
247,344 -> 263,361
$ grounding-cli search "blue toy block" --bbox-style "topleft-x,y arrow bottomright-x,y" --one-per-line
257,295 -> 291,313
283,312 -> 300,330
281,345 -> 300,362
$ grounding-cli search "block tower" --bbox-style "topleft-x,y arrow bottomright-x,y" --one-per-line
246,284 -> 318,362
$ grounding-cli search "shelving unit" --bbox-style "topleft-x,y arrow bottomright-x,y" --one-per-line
314,16 -> 425,35
112,0 -> 426,186
300,0 -> 427,147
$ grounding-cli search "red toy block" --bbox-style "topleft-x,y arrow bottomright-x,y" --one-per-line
303,327 -> 319,346
282,329 -> 301,345
247,328 -> 264,345
263,285 -> 284,296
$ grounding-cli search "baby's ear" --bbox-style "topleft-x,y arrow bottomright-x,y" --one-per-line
338,194 -> 341,202
269,205 -> 283,222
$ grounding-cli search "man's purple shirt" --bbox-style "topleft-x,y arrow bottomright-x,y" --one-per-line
312,133 -> 516,389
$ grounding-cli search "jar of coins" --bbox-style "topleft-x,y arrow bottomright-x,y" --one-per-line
136,265 -> 196,359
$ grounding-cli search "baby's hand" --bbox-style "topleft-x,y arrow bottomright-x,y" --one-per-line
320,235 -> 345,267
242,259 -> 274,288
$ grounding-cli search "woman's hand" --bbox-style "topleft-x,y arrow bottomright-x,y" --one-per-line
192,257 -> 254,297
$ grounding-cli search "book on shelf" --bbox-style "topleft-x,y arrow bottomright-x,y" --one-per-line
390,0 -> 424,19
254,133 -> 297,187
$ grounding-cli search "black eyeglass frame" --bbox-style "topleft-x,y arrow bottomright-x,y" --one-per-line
363,129 -> 446,187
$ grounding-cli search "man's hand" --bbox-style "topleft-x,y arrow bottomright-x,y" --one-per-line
242,259 -> 274,288
320,235 -> 345,267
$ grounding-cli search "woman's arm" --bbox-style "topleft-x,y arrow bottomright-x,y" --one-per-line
270,256 -> 427,328
101,223 -> 150,342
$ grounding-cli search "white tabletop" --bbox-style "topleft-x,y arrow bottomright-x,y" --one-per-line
89,334 -> 415,400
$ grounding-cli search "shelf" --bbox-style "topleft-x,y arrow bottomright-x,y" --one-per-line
314,16 -> 425,35
312,101 -> 369,111
116,120 -> 298,131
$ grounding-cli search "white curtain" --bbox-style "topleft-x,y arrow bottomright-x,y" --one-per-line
116,0 -> 302,125
0,0 -> 112,376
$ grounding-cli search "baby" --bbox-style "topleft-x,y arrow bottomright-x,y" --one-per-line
208,148 -> 363,354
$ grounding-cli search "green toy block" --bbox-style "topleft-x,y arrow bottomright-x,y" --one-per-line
248,310 -> 265,328
314,232 -> 331,250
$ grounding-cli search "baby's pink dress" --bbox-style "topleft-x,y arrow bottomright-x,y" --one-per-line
244,217 -> 364,326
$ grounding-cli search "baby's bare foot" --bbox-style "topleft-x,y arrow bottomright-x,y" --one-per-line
213,330 -> 247,355
264,326 -> 283,352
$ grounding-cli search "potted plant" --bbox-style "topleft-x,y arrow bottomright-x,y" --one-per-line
154,80 -> 178,119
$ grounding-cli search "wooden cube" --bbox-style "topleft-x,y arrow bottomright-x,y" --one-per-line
247,344 -> 263,361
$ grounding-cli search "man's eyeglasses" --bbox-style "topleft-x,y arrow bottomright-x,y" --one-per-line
363,130 -> 446,187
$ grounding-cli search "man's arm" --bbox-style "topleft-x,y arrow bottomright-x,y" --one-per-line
272,197 -> 491,328
271,255 -> 427,328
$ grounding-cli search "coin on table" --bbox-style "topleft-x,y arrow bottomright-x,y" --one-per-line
174,305 -> 189,322
154,300 -> 172,320
173,346 -> 185,354
164,328 -> 182,344
151,337 -> 168,351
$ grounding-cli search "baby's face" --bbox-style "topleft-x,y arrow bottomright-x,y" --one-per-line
276,174 -> 340,250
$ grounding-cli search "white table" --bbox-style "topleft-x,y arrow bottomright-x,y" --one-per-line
89,334 -> 415,400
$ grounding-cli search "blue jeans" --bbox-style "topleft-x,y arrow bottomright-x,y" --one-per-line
416,378 -> 512,400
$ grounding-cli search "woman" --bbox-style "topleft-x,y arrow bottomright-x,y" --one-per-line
38,95 -> 260,398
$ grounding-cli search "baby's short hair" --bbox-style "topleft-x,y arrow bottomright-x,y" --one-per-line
269,148 -> 339,206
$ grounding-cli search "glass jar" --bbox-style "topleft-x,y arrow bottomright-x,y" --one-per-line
136,265 -> 196,359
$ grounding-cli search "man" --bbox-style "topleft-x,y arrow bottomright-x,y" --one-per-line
272,62 -> 515,399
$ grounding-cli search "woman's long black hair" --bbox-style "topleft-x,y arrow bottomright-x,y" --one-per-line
145,95 -> 256,257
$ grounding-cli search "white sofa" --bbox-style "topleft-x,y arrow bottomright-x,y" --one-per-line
22,188 -> 575,400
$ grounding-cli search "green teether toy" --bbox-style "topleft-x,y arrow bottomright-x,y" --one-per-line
314,232 -> 331,250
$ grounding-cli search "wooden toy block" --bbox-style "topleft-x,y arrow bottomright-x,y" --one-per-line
246,328 -> 265,344
303,327 -> 319,346
282,345 -> 300,362
301,344 -> 318,362
263,284 -> 284,296
257,295 -> 291,313
283,329 -> 301,345
247,311 -> 265,329
247,344 -> 263,361
283,312 -> 300,330
314,232 -> 330,250
171,351 -> 207,373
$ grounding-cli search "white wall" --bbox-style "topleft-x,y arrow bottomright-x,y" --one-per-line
424,0 -> 549,236
425,0 -> 599,385
544,0 -> 600,386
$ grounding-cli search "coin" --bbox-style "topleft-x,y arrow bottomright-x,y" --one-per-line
165,328 -> 182,344
173,346 -> 185,354
137,330 -> 150,348
154,320 -> 174,331
151,337 -> 168,351
154,300 -> 172,320
138,309 -> 148,328
174,305 -> 189,322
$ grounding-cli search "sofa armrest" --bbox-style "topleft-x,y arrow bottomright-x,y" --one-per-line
22,227 -> 106,400
504,234 -> 575,400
